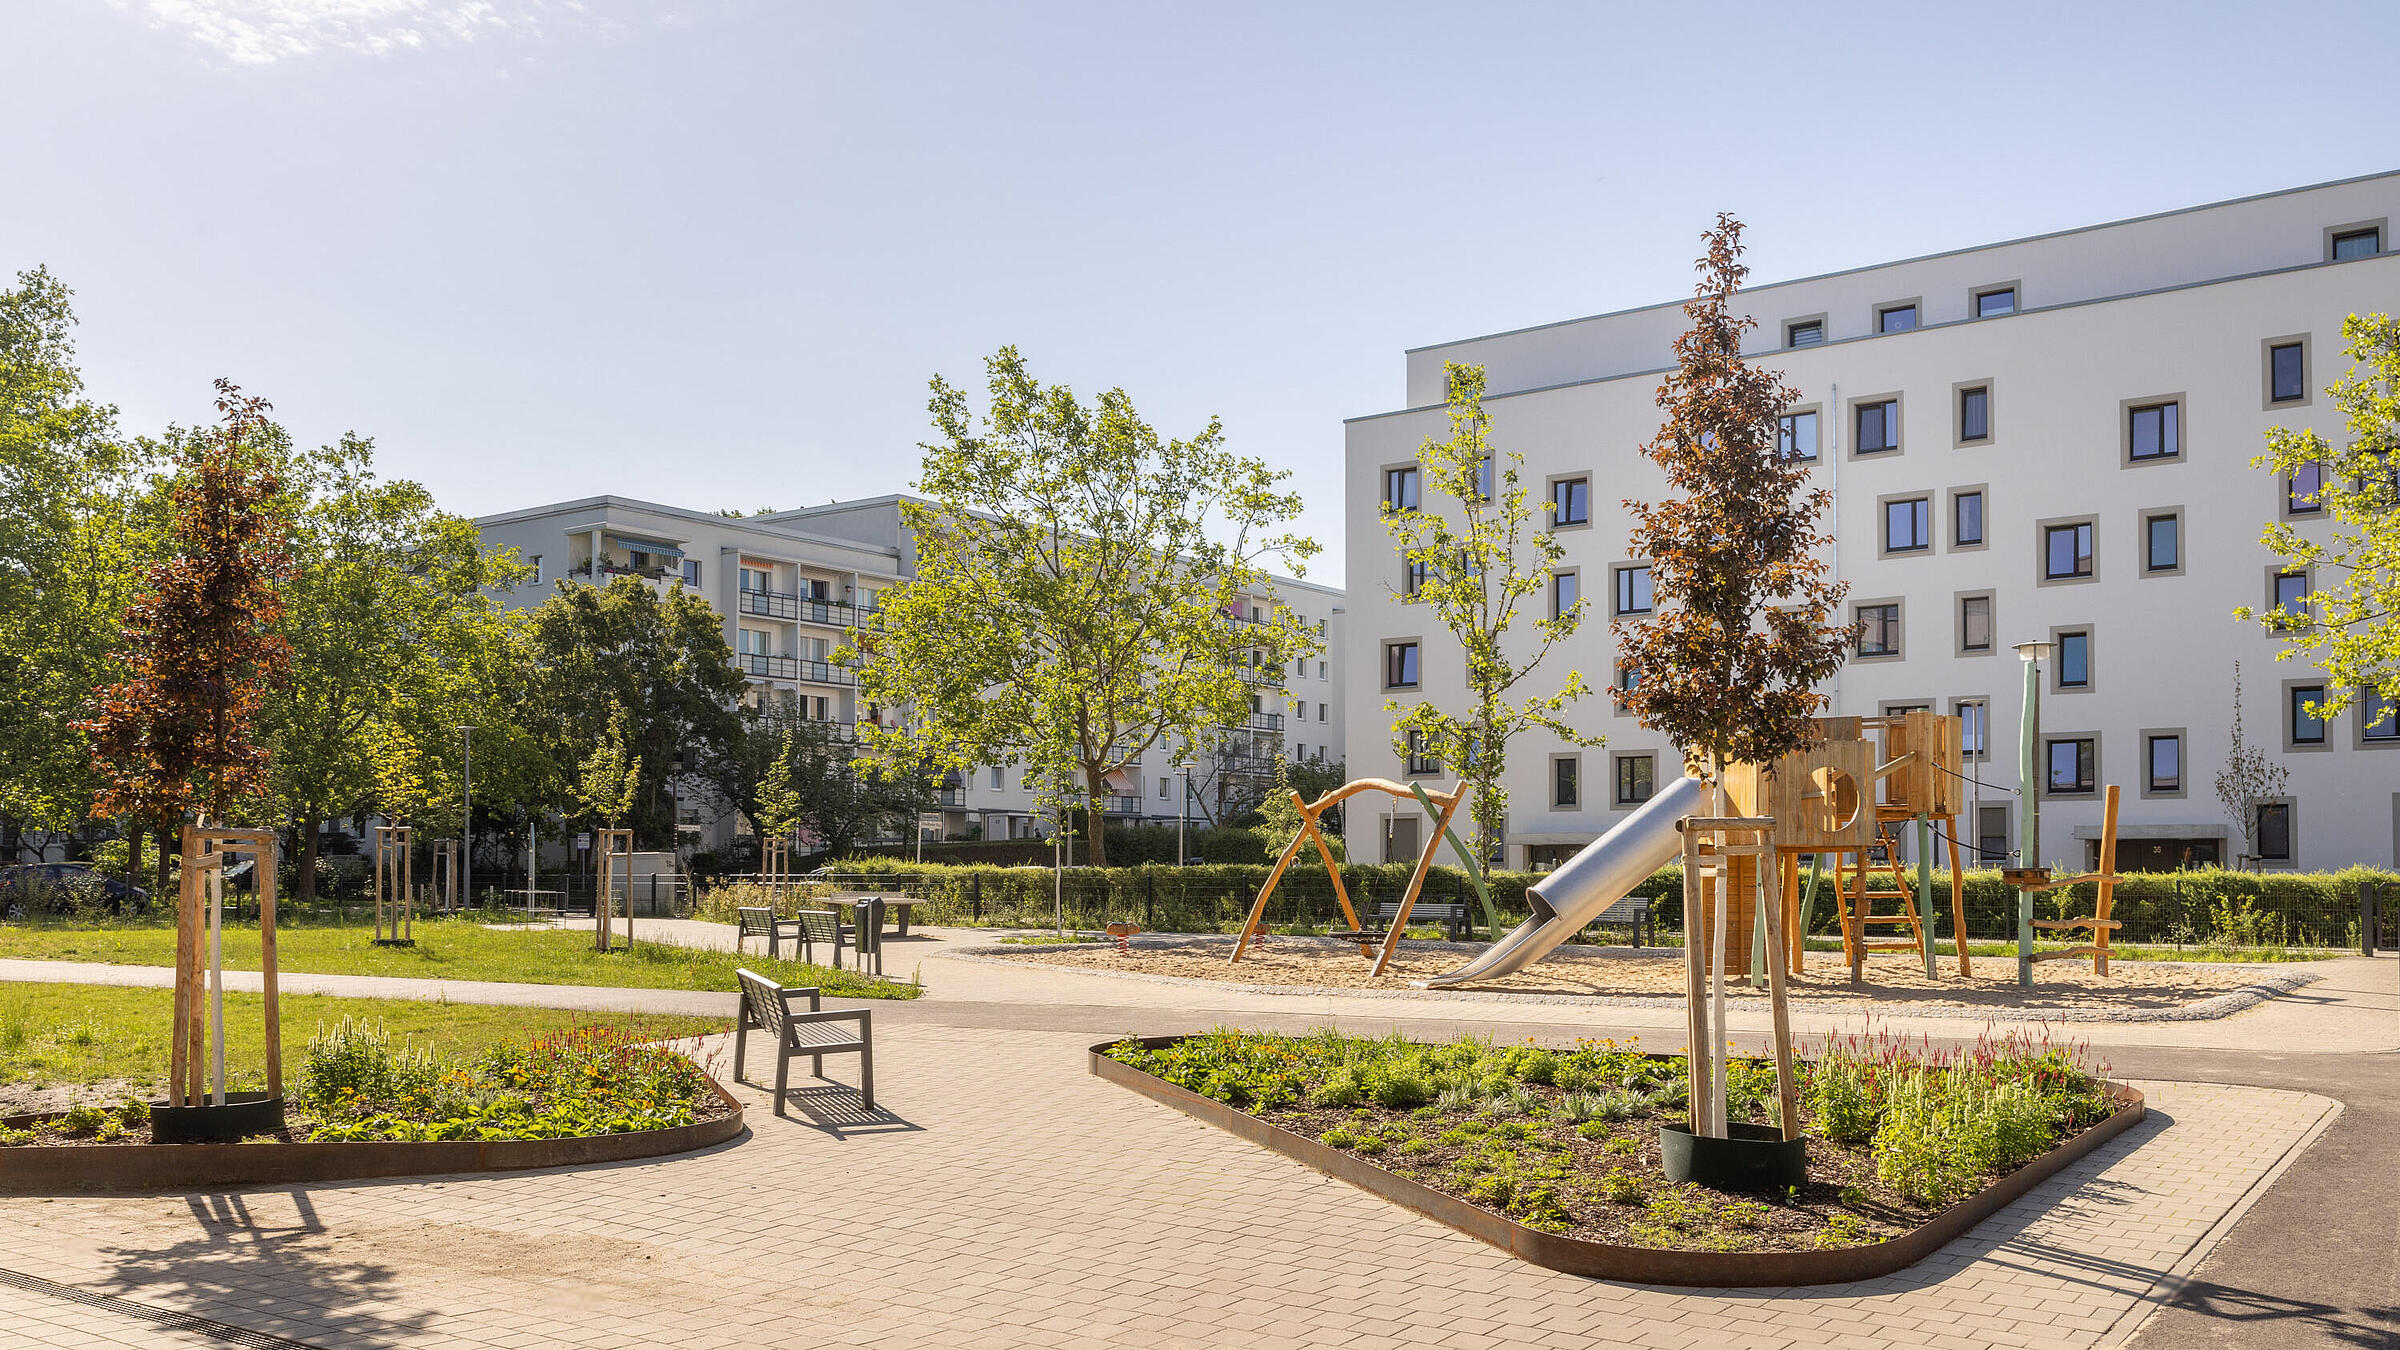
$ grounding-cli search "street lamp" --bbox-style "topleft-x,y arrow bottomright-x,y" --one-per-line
457,725 -> 475,911
2008,642 -> 2053,988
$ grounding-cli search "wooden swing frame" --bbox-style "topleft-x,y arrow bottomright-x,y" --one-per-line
1230,778 -> 1466,979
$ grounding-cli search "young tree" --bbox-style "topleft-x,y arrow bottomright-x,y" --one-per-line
854,346 -> 1319,865
1383,363 -> 1598,864
2239,313 -> 2400,717
573,705 -> 641,830
2213,661 -> 2289,868
750,724 -> 807,846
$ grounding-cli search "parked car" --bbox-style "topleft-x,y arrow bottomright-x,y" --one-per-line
0,863 -> 150,918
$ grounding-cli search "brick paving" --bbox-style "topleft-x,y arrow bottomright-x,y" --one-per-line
0,1020 -> 2338,1349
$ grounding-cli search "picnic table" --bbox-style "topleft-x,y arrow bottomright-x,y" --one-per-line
825,893 -> 923,939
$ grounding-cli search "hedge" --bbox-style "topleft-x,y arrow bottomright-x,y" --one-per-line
777,857 -> 2392,948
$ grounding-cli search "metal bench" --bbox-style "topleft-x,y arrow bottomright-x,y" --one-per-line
794,909 -> 843,967
736,906 -> 803,960
1579,895 -> 1654,948
732,968 -> 874,1114
1349,898 -> 1468,943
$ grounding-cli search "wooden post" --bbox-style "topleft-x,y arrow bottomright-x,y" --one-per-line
1679,823 -> 1711,1137
1915,813 -> 1937,979
1373,784 -> 1466,978
1757,836 -> 1800,1141
595,829 -> 634,952
1944,820 -> 1971,977
259,833 -> 281,1098
1797,852 -> 1824,976
172,826 -> 200,1108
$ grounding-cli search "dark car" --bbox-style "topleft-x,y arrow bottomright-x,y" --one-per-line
0,863 -> 150,918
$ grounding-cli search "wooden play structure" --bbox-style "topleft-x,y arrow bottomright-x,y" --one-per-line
1230,777 -> 1467,978
372,823 -> 415,946
2011,783 -> 2125,979
171,825 -> 283,1109
593,828 -> 634,952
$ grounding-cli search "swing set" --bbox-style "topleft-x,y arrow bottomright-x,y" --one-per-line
1229,777 -> 1477,977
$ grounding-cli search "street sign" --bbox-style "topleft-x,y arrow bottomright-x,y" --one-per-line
574,832 -> 592,850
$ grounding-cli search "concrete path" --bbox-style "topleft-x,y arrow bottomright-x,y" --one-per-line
0,957 -> 740,1018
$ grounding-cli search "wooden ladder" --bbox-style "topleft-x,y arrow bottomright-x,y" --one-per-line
2023,784 -> 2124,975
1834,815 -> 1931,980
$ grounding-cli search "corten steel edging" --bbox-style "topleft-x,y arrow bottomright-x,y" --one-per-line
1089,1035 -> 2147,1287
0,1074 -> 744,1194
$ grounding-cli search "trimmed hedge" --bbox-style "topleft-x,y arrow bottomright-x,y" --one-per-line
786,856 -> 2392,948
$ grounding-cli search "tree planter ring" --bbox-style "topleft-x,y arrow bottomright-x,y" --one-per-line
1091,1036 -> 2147,1287
150,1091 -> 287,1144
0,1075 -> 743,1194
1659,1121 -> 1807,1193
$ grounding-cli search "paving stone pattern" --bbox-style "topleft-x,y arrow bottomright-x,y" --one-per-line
0,1024 -> 2336,1350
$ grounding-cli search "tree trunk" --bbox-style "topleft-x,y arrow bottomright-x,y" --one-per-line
153,825 -> 172,900
125,825 -> 143,898
293,809 -> 321,903
1083,764 -> 1111,867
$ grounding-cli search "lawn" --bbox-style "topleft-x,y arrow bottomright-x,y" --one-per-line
0,981 -> 729,1099
0,915 -> 921,998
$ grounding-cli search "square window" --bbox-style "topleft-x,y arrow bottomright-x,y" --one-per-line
681,559 -> 703,586
1405,730 -> 1441,776
2270,342 -> 2306,403
2332,227 -> 2382,261
2255,802 -> 2292,860
2145,514 -> 2180,572
1960,595 -> 1992,652
1614,565 -> 1654,616
2364,690 -> 2399,741
2273,569 -> 2310,617
1954,491 -> 1985,547
1384,641 -> 1419,689
1615,754 -> 1656,805
1553,756 -> 1580,809
2290,684 -> 2326,744
2145,734 -> 2182,792
1551,477 -> 1590,526
1856,602 -> 1901,657
1383,466 -> 1420,513
2044,522 -> 2094,579
1614,660 -> 1639,694
1975,287 -> 2016,317
2288,461 -> 2326,514
1855,399 -> 1900,454
1959,386 -> 1991,441
2129,401 -> 2180,461
1787,319 -> 1824,348
2046,738 -> 2095,794
1878,304 -> 1918,333
2057,631 -> 2091,688
1778,410 -> 1819,462
1402,555 -> 1429,596
1884,497 -> 1931,552
1956,699 -> 1990,758
1551,570 -> 1580,621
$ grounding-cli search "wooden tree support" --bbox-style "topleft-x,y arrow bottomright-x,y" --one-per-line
171,825 -> 282,1109
1230,778 -> 1465,977
372,824 -> 416,946
594,828 -> 635,952
1676,815 -> 1798,1142
761,836 -> 791,908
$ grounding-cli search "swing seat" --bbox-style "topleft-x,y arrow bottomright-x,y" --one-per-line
1326,929 -> 1388,946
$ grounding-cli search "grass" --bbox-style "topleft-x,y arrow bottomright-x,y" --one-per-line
0,915 -> 922,998
0,981 -> 729,1095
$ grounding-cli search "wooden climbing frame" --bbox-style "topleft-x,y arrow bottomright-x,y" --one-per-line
1230,778 -> 1466,979
2019,783 -> 2124,977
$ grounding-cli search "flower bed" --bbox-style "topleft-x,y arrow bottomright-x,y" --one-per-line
1096,1028 -> 2143,1283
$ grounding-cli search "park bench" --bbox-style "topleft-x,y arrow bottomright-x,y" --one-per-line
1369,898 -> 1469,942
736,906 -> 803,960
732,968 -> 874,1114
1577,895 -> 1653,948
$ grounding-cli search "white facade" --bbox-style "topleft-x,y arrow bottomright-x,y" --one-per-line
475,494 -> 1345,845
1345,171 -> 2400,872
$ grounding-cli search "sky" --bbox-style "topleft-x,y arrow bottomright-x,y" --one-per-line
8,2 -> 2400,589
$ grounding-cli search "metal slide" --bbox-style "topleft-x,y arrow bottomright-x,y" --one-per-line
1421,775 -> 1708,988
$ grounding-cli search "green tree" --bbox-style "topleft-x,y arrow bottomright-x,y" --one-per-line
1383,362 -> 1598,864
572,705 -> 640,829
2239,312 -> 2400,718
750,723 -> 806,844
854,347 -> 1319,865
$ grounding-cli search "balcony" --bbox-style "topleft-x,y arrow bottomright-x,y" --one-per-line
738,588 -> 799,620
736,589 -> 883,629
798,718 -> 857,742
794,659 -> 856,686
937,788 -> 966,807
1246,712 -> 1284,731
1100,794 -> 1143,815
738,653 -> 797,679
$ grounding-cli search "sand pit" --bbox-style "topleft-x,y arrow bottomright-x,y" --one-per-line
974,934 -> 2321,1020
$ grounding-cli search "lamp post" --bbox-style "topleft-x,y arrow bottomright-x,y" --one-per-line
2009,642 -> 2054,989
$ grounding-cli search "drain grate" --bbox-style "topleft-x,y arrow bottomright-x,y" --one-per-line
0,1265 -> 329,1349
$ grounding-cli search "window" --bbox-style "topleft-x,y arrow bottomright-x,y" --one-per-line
738,566 -> 768,592
1856,602 -> 1901,657
2288,460 -> 2326,514
1474,454 -> 1493,502
1878,303 -> 1918,333
681,559 -> 702,586
1405,730 -> 1441,776
1787,319 -> 1824,348
2057,631 -> 2091,688
2272,569 -> 2310,619
2255,802 -> 2292,861
1777,410 -> 1819,462
1551,476 -> 1590,526
2046,738 -> 2095,794
1552,756 -> 1580,809
1977,804 -> 2012,864
2331,226 -> 2382,261
1975,287 -> 2016,317
2270,342 -> 2306,403
1614,661 -> 1639,696
528,554 -> 543,583
2144,513 -> 2180,572
2147,734 -> 2182,792
1613,565 -> 1654,616
1959,594 -> 1993,653
1615,754 -> 1656,805
1318,703 -> 1327,722
1551,570 -> 1580,621
1384,641 -> 1419,689
1884,497 -> 1931,553
1159,776 -> 1170,799
1318,661 -> 1327,680
1959,386 -> 1991,442
1955,699 -> 1990,759
1953,490 -> 1985,547
1402,556 -> 1429,597
1382,466 -> 1419,513
2128,401 -> 2180,461
2364,690 -> 2399,742
2290,684 -> 2326,745
2044,522 -> 2094,579
1856,399 -> 1900,454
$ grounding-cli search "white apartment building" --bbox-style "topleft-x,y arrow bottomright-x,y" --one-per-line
1344,171 -> 2400,873
475,494 -> 1345,847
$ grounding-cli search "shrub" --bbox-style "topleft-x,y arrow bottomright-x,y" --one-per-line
116,1098 -> 151,1127
1804,1055 -> 1881,1146
1499,1046 -> 1558,1085
1310,1066 -> 1367,1109
1818,1213 -> 1871,1248
58,1105 -> 108,1136
1599,1166 -> 1645,1203
1370,1067 -> 1434,1110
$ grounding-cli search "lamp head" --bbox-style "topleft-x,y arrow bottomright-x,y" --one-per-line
2012,640 -> 2056,664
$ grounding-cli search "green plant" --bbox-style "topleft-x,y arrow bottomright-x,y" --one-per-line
1804,1054 -> 1881,1146
1371,1066 -> 1435,1110
58,1104 -> 107,1136
1603,1133 -> 1640,1155
1718,1199 -> 1769,1230
1818,1213 -> 1870,1248
116,1098 -> 150,1126
1599,1167 -> 1645,1203
94,1117 -> 127,1142
0,1126 -> 33,1146
1837,1184 -> 1869,1209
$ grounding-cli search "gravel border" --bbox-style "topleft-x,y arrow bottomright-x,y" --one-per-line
944,935 -> 2325,1023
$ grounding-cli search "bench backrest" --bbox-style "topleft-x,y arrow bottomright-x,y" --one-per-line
1376,899 -> 1465,916
1592,896 -> 1649,924
737,967 -> 788,1030
794,909 -> 839,944
737,907 -> 776,938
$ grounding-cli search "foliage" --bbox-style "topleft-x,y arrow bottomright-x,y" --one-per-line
1616,215 -> 1851,778
728,707 -> 932,858
297,1018 -> 714,1142
854,346 -> 1320,865
2239,312 -> 2400,716
2214,662 -> 2290,864
751,724 -> 807,842
1382,362 -> 1598,859
572,704 -> 641,829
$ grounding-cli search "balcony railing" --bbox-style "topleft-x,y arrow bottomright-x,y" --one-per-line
937,788 -> 966,807
737,590 -> 883,628
738,653 -> 797,679
1100,794 -> 1143,815
794,659 -> 856,686
738,588 -> 799,620
798,718 -> 856,742
1246,712 -> 1284,731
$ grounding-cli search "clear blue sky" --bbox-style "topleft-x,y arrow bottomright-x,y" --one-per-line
9,2 -> 2397,588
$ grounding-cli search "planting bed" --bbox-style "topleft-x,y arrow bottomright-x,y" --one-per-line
1096,1028 -> 2144,1285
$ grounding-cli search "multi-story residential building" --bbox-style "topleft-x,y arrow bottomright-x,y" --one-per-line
475,494 -> 1345,847
1344,171 -> 2400,873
